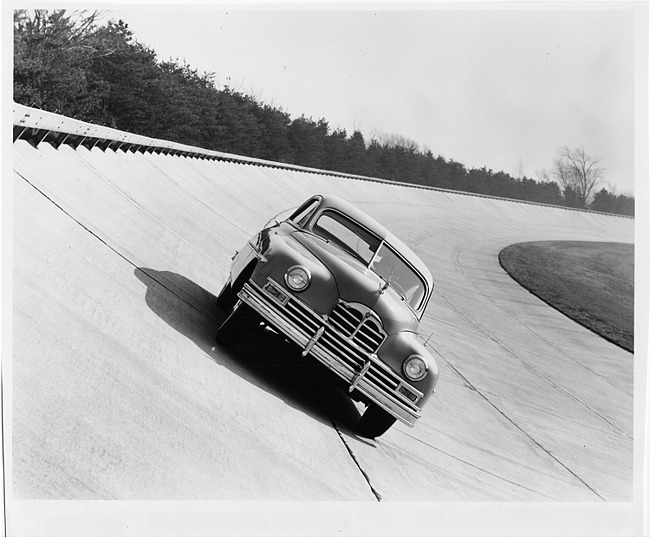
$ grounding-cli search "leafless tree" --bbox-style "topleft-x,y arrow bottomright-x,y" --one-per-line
372,132 -> 420,152
543,146 -> 605,207
516,158 -> 526,180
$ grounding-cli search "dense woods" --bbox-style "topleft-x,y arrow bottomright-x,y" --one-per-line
14,10 -> 634,216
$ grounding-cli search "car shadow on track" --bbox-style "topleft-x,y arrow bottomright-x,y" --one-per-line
135,267 -> 371,440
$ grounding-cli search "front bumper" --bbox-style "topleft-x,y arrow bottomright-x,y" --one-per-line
238,279 -> 423,426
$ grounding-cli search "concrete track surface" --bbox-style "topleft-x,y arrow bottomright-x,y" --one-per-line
8,137 -> 637,532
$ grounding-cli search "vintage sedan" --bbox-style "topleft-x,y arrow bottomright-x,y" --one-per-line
215,194 -> 438,438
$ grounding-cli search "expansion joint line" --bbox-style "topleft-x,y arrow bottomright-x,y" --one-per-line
430,346 -> 606,501
397,430 -> 558,500
456,242 -> 632,399
437,287 -> 630,440
330,419 -> 382,501
17,172 -> 218,322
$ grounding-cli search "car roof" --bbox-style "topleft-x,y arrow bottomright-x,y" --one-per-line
317,194 -> 434,286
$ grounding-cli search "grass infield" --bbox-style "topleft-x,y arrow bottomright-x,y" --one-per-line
499,241 -> 634,352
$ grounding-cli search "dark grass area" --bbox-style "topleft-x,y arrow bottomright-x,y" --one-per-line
499,241 -> 634,352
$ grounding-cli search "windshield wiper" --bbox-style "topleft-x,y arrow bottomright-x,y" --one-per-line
379,268 -> 395,295
298,228 -> 331,244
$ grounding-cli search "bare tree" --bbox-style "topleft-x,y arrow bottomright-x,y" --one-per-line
516,158 -> 525,180
547,146 -> 605,207
373,132 -> 420,152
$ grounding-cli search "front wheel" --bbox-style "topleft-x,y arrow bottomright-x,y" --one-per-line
217,262 -> 257,313
215,303 -> 257,347
216,279 -> 238,311
357,405 -> 397,438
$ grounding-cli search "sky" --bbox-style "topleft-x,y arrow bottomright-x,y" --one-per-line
103,2 -> 641,195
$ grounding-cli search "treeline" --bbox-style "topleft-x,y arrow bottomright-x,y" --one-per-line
14,10 -> 634,216
589,188 -> 635,216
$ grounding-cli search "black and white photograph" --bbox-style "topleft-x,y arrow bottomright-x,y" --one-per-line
3,0 -> 648,535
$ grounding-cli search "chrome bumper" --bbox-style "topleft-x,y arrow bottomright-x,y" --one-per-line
238,280 -> 422,427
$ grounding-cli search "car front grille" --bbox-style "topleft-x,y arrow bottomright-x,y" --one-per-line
328,302 -> 386,354
240,279 -> 423,425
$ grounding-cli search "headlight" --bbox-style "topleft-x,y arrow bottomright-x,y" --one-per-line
402,354 -> 428,381
284,265 -> 311,291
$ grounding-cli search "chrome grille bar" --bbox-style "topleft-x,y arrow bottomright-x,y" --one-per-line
329,301 -> 387,353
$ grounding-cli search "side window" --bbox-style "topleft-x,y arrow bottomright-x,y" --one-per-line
289,198 -> 320,228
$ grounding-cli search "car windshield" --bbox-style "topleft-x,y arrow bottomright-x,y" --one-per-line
312,209 -> 427,310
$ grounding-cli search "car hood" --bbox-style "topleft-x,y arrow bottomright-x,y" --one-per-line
289,230 -> 419,333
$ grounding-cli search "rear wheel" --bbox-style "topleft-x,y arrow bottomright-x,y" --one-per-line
215,303 -> 258,347
357,404 -> 397,438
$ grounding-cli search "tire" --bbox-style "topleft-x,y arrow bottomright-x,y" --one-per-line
216,279 -> 237,311
217,262 -> 257,312
357,405 -> 397,438
215,303 -> 257,347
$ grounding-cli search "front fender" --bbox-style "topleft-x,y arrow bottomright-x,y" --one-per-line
378,331 -> 439,407
249,228 -> 339,315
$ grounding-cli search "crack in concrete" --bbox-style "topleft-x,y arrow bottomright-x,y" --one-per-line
330,419 -> 382,501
